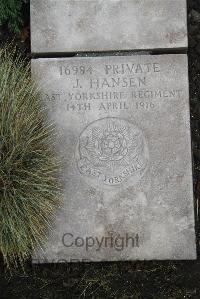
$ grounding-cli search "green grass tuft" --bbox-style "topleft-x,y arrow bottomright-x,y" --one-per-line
0,45 -> 61,269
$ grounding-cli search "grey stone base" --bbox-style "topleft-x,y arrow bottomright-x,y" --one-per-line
31,0 -> 187,54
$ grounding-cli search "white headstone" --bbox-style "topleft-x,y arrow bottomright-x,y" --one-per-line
32,54 -> 196,262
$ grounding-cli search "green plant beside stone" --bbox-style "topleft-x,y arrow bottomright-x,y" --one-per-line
0,0 -> 24,33
0,45 -> 61,269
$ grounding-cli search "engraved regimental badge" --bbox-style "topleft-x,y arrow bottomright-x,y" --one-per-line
76,117 -> 149,186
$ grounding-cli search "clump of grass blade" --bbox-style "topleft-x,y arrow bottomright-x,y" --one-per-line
0,45 -> 61,270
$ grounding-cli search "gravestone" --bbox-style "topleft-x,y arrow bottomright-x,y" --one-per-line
32,54 -> 196,262
31,0 -> 187,53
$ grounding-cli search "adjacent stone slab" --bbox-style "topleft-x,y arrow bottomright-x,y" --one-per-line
31,0 -> 187,53
32,54 -> 196,262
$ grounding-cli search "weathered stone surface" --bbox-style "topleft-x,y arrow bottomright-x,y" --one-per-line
31,0 -> 188,53
31,54 -> 196,262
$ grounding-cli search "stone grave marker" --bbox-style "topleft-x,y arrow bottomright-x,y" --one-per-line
31,0 -> 188,53
32,54 -> 196,262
